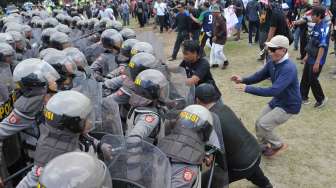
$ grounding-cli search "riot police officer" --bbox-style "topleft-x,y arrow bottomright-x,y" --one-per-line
42,52 -> 77,91
126,69 -> 170,141
120,28 -> 136,40
130,41 -> 154,57
116,38 -> 139,66
39,28 -> 58,51
158,104 -> 226,188
17,90 -> 111,188
49,32 -> 71,50
7,31 -> 27,63
90,29 -> 123,82
0,43 -> 16,105
37,152 -> 112,188
0,59 -> 60,188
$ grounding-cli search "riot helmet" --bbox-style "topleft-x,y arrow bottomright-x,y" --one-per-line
13,58 -> 60,95
49,32 -> 71,50
55,24 -> 72,35
107,20 -> 123,31
0,33 -> 16,49
116,39 -> 139,65
7,31 -> 27,52
63,47 -> 89,72
43,17 -> 59,28
72,16 -> 81,28
39,48 -> 64,59
43,53 -> 78,90
131,42 -> 154,56
44,90 -> 92,133
38,152 -> 112,188
177,104 -> 213,142
120,28 -> 136,40
134,69 -> 169,101
0,42 -> 16,64
128,52 -> 157,80
41,28 -> 58,49
100,29 -> 123,51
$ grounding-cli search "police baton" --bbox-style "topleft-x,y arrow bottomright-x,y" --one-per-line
71,30 -> 99,42
4,163 -> 34,184
206,147 -> 217,188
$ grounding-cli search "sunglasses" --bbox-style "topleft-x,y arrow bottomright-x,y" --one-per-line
268,47 -> 282,53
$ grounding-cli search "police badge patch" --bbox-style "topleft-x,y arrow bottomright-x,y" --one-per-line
183,168 -> 194,182
8,113 -> 20,124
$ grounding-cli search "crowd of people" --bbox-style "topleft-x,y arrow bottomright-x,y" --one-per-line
0,0 -> 334,187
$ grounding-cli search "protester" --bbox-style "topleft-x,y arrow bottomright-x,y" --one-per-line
210,4 -> 229,69
233,0 -> 245,41
190,2 -> 213,57
179,40 -> 222,98
121,0 -> 130,26
98,4 -> 116,20
168,3 -> 192,61
196,83 -> 273,188
154,0 -> 168,33
231,35 -> 301,157
246,0 -> 260,45
300,6 -> 329,108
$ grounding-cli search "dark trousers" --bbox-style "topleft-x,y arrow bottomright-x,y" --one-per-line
248,21 -> 259,43
191,29 -> 201,41
299,28 -> 308,59
229,157 -> 271,187
158,15 -> 168,32
300,63 -> 325,102
259,31 -> 268,59
172,31 -> 189,58
137,13 -> 144,27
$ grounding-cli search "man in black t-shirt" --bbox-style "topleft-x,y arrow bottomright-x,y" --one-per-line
179,40 -> 221,98
267,6 -> 288,42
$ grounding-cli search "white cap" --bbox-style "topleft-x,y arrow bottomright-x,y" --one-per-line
265,35 -> 289,49
282,3 -> 289,10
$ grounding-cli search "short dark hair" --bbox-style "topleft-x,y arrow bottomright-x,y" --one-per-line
203,2 -> 210,8
312,6 -> 326,19
182,40 -> 201,54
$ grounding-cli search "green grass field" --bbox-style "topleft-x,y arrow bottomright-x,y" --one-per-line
130,18 -> 336,187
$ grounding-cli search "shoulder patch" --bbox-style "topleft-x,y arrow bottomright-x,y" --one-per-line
35,166 -> 43,177
8,112 -> 20,124
116,89 -> 124,96
145,115 -> 155,123
183,168 -> 195,182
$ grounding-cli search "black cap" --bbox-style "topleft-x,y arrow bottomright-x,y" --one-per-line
195,83 -> 220,103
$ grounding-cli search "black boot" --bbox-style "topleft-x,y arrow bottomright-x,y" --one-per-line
222,61 -> 229,69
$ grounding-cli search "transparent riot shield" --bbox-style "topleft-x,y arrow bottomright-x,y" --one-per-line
0,64 -> 14,103
101,135 -> 171,188
167,65 -> 194,108
136,31 -> 166,64
0,64 -> 16,121
72,75 -> 103,132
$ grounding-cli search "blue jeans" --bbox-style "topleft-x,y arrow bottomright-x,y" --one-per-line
235,15 -> 244,31
122,13 -> 130,26
293,27 -> 300,49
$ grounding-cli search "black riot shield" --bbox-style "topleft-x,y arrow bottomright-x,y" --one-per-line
101,135 -> 171,188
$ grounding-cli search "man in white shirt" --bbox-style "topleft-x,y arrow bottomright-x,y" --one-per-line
154,0 -> 168,33
98,4 -> 116,20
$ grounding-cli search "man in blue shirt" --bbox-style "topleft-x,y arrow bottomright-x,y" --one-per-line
231,35 -> 302,157
301,6 -> 329,108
